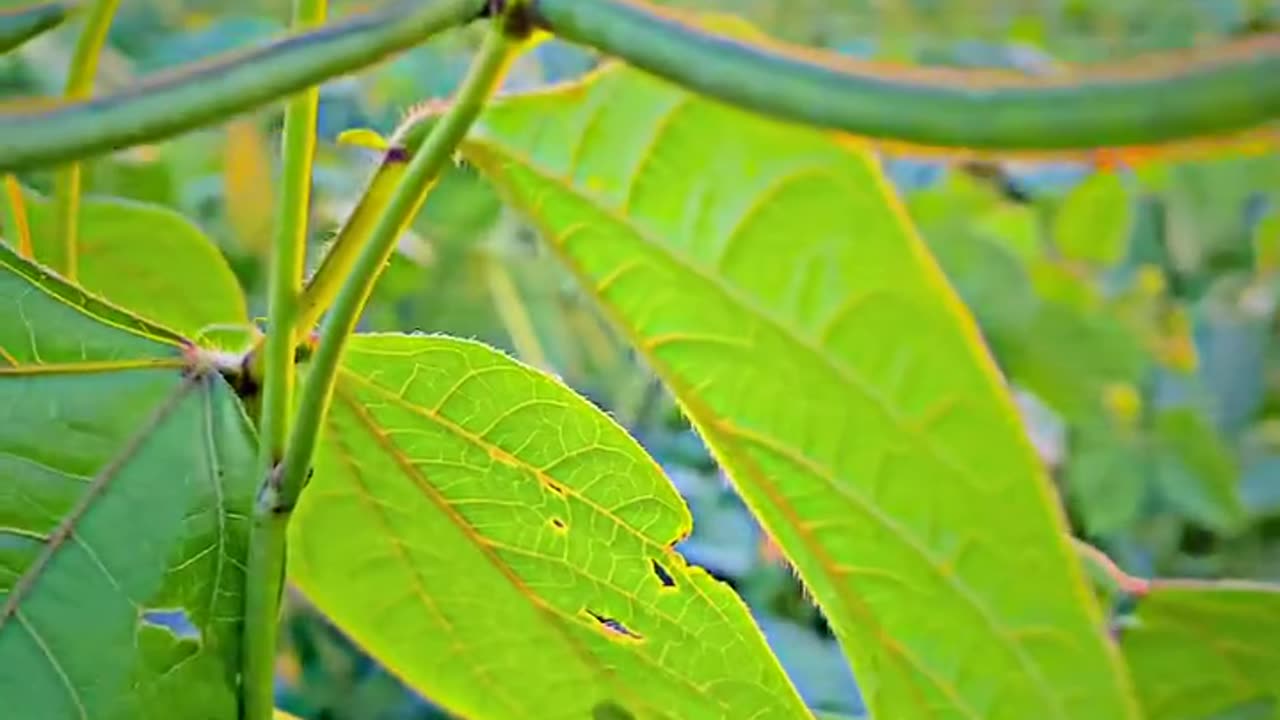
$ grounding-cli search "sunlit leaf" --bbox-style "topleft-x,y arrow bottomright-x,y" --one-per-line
19,188 -> 247,336
464,64 -> 1139,719
289,334 -> 809,719
1121,581 -> 1280,720
0,241 -> 255,718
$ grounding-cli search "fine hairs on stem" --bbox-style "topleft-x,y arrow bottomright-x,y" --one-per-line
237,4 -> 528,718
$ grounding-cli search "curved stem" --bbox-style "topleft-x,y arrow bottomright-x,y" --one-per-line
49,0 -> 118,279
0,1 -> 77,55
279,12 -> 522,518
533,0 -> 1280,151
294,150 -> 408,335
240,0 -> 327,712
0,0 -> 487,172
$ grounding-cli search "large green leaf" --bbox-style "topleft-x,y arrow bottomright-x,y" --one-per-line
18,189 -> 248,337
463,65 -> 1139,719
1121,582 -> 1280,720
0,241 -> 256,718
288,333 -> 809,720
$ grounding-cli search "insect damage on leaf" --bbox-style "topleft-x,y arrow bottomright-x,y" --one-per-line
583,609 -> 643,642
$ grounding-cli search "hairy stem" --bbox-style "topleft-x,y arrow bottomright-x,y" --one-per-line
294,147 -> 408,335
0,0 -> 487,172
0,1 -> 77,55
48,0 -> 118,279
279,11 -> 523,520
240,0 -> 327,711
533,0 -> 1280,150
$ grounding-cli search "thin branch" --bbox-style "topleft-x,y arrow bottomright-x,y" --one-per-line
239,0 -> 327,712
0,0 -> 488,172
532,0 -> 1280,150
50,0 -> 119,279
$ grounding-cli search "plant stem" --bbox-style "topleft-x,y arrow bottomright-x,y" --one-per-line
532,0 -> 1280,151
239,11 -> 522,720
240,0 -> 326,713
48,0 -> 118,279
1,175 -> 33,258
0,1 -> 78,55
0,0 -> 488,172
279,10 -> 523,514
293,149 -> 408,335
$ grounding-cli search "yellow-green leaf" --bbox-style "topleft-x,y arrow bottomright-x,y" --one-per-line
288,333 -> 810,720
1052,172 -> 1133,266
464,64 -> 1140,720
1121,582 -> 1280,719
19,189 -> 247,336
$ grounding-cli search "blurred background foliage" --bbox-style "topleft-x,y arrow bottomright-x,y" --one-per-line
2,0 -> 1278,717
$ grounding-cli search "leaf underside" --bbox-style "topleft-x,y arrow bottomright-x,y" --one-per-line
0,241 -> 255,719
1121,582 -> 1280,720
463,64 -> 1140,720
289,333 -> 810,720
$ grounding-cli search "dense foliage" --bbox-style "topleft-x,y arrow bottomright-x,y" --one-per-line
0,0 -> 1277,719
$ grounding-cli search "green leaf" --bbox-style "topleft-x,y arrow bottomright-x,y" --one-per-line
464,65 -> 1139,719
1121,582 -> 1280,720
1053,172 -> 1133,265
0,241 -> 255,718
1254,209 -> 1280,275
996,303 -> 1147,420
288,333 -> 809,720
1066,424 -> 1147,536
18,188 -> 247,336
1152,408 -> 1245,534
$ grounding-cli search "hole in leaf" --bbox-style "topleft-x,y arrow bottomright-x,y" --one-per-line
592,701 -> 635,720
550,517 -> 567,531
584,609 -> 642,641
650,559 -> 675,588
544,478 -> 566,496
141,608 -> 200,641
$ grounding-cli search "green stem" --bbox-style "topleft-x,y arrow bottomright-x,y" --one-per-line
278,12 -> 522,520
48,0 -> 117,279
0,1 -> 77,55
533,0 -> 1280,150
294,148 -> 408,335
241,0 -> 327,713
0,0 -> 487,172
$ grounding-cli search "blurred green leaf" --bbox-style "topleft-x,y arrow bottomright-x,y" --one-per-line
998,302 -> 1147,420
1067,423 -> 1147,536
20,188 -> 247,335
465,64 -> 1138,719
1256,211 -> 1280,275
1053,171 -> 1132,265
0,241 -> 254,718
289,334 -> 808,719
1121,582 -> 1280,720
1152,408 -> 1245,534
